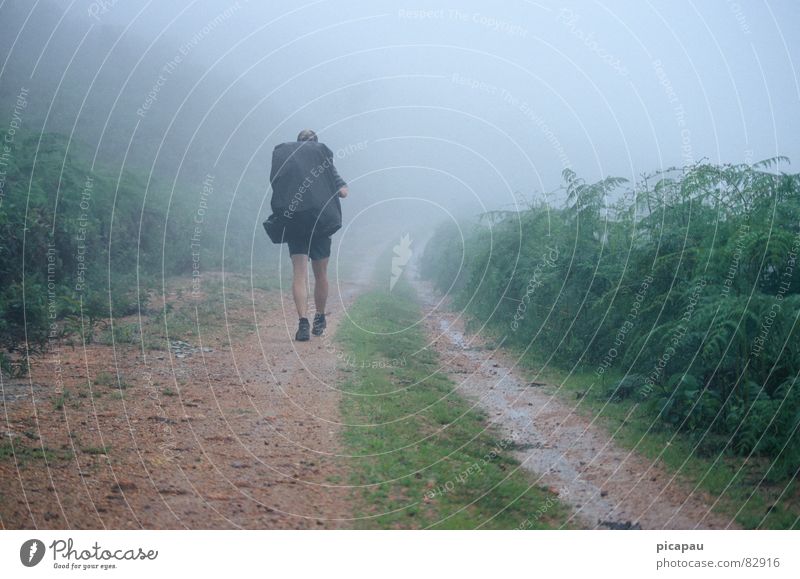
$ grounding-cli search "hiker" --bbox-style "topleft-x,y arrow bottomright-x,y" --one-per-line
268,129 -> 349,341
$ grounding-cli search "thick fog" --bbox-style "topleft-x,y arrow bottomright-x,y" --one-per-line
2,0 -> 798,253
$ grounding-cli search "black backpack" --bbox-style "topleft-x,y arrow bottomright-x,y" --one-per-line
264,141 -> 342,244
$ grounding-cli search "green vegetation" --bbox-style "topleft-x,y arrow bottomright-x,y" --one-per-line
337,280 -> 572,529
0,131 -> 280,374
0,132 -> 198,369
421,160 -> 800,528
80,446 -> 109,456
52,388 -> 83,410
0,441 -> 73,463
93,371 -> 128,389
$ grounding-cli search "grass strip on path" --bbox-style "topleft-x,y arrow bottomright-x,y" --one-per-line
336,281 -> 574,529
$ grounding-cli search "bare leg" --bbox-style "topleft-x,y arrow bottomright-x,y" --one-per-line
311,257 -> 329,314
291,254 -> 309,318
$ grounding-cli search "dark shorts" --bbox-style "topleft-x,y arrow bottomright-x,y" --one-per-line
287,233 -> 331,261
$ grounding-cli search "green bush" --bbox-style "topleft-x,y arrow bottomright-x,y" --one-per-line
0,131 -> 208,361
422,160 -> 800,477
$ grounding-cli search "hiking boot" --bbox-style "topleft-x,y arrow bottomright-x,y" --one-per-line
312,313 -> 326,336
295,317 -> 310,341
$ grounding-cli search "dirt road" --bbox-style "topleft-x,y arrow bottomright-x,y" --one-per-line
2,249 -> 736,530
1,262 -> 371,529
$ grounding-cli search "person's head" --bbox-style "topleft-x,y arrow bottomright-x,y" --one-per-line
297,129 -> 318,142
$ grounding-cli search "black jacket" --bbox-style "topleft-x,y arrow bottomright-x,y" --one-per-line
269,141 -> 346,237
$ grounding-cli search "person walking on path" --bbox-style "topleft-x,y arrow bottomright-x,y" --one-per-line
268,129 -> 349,341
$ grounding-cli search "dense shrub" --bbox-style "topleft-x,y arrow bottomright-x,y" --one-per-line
0,132 -> 204,367
422,160 -> 800,479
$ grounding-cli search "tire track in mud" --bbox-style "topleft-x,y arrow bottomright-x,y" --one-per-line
411,274 -> 738,530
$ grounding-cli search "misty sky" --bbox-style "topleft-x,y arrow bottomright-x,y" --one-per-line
12,0 -> 800,221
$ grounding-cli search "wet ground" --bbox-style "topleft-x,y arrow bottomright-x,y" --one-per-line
0,266 -> 372,529
411,271 -> 738,530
